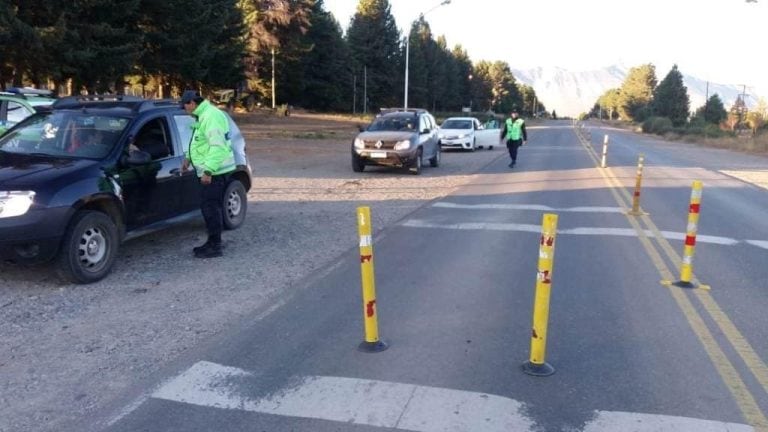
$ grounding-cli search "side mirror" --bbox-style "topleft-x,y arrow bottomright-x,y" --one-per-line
357,125 -> 365,132
421,128 -> 430,135
123,149 -> 152,165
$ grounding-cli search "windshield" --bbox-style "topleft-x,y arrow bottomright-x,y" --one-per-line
367,115 -> 417,132
0,111 -> 129,159
441,120 -> 472,129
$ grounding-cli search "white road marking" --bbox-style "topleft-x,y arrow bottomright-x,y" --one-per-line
584,411 -> 753,432
146,361 -> 752,432
746,240 -> 768,251
401,220 -> 746,247
152,361 -> 534,431
434,202 -> 625,213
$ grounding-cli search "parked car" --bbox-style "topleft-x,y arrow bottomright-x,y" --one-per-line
0,95 -> 252,283
439,116 -> 501,151
351,108 -> 441,175
0,87 -> 56,136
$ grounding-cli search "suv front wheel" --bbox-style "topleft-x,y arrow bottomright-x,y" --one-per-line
409,148 -> 423,175
223,179 -> 247,230
56,211 -> 119,284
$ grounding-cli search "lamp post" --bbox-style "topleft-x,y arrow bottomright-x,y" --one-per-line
404,0 -> 451,110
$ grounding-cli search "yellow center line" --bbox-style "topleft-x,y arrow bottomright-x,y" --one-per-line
574,125 -> 768,430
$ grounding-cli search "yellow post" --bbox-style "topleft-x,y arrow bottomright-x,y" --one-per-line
674,181 -> 703,288
600,135 -> 609,168
627,154 -> 647,216
522,213 -> 558,377
356,206 -> 388,352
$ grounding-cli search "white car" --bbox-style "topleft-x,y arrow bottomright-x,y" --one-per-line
439,116 -> 500,151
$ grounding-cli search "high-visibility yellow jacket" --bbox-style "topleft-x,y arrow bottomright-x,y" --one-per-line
186,100 -> 236,177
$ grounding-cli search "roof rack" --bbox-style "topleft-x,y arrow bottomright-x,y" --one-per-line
379,107 -> 425,115
51,95 -> 184,112
52,94 -> 144,109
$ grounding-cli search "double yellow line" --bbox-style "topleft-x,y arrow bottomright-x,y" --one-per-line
574,124 -> 768,430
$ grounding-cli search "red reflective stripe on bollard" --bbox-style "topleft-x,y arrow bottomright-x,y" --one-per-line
685,236 -> 697,246
689,203 -> 700,213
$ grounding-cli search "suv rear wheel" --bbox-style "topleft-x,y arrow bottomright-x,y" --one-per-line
429,145 -> 441,167
56,211 -> 119,284
223,179 -> 247,230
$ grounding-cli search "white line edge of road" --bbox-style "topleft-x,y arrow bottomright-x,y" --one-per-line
142,361 -> 753,432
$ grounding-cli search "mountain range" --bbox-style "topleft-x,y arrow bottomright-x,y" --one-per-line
512,65 -> 756,118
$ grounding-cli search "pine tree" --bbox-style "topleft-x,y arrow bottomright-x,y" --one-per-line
652,64 -> 690,126
294,0 -> 351,111
693,94 -> 727,125
347,0 -> 402,110
54,0 -> 143,93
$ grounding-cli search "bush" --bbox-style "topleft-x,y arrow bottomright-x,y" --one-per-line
642,116 -> 673,135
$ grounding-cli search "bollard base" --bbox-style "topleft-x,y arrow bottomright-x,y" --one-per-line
626,210 -> 648,216
522,361 -> 555,377
358,340 -> 389,353
672,281 -> 696,289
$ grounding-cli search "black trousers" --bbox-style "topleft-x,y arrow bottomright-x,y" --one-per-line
506,139 -> 523,162
200,175 -> 227,244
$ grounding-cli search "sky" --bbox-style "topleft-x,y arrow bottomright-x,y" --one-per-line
323,0 -> 768,98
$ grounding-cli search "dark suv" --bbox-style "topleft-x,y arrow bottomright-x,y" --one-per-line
0,95 -> 252,283
351,108 -> 441,174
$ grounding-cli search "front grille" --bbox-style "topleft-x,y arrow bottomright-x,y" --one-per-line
363,140 -> 397,150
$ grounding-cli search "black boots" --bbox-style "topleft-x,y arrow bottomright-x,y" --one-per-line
193,238 -> 223,258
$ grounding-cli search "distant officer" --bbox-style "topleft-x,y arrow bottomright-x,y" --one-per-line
500,109 -> 527,168
180,90 -> 236,258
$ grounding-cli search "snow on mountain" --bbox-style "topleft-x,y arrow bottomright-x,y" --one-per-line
512,65 -> 754,118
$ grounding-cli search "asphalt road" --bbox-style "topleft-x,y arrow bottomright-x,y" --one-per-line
89,120 -> 768,431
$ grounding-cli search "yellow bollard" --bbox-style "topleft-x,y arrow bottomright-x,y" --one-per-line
356,206 -> 388,352
673,181 -> 703,288
600,135 -> 609,168
627,154 -> 647,216
522,213 -> 558,377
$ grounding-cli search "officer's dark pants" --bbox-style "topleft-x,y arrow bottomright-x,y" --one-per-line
506,139 -> 523,162
200,175 -> 227,245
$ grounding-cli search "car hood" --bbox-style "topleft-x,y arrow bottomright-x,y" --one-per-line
0,152 -> 99,189
357,131 -> 416,141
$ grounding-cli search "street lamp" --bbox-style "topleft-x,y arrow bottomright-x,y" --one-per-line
403,0 -> 451,110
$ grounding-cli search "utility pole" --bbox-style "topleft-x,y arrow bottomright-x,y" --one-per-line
363,66 -> 368,115
353,74 -> 357,115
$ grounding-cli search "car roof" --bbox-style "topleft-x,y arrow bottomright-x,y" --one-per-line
51,95 -> 181,114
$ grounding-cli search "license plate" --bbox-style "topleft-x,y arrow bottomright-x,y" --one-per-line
370,151 -> 387,158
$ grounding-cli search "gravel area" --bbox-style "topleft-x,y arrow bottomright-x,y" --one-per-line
0,112 -> 505,432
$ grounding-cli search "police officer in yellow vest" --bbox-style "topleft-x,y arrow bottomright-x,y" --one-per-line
180,90 -> 237,258
500,109 -> 527,168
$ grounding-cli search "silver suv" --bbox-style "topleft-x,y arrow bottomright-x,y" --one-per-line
351,108 -> 441,175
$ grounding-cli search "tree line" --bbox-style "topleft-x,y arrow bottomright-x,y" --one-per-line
589,64 -> 767,135
1,0 -> 545,115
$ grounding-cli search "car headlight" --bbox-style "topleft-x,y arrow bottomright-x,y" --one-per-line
438,133 -> 445,139
458,133 -> 468,139
0,191 -> 36,218
354,138 -> 365,149
394,140 -> 411,150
